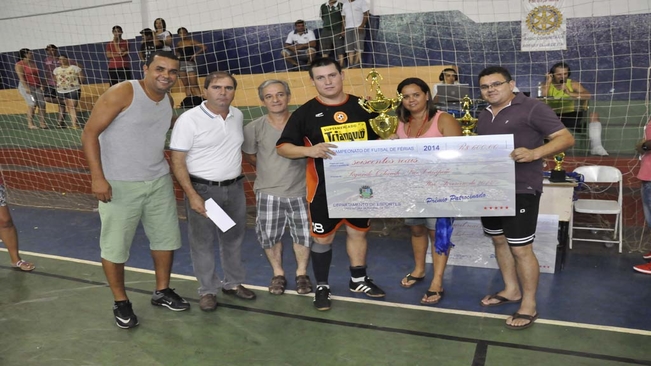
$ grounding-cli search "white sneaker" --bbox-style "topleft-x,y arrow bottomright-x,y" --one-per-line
591,146 -> 609,156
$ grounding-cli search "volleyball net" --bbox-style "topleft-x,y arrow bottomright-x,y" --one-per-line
0,0 -> 649,248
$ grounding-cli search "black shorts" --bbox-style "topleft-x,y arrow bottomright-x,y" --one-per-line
44,86 -> 59,100
108,68 -> 133,86
558,111 -> 585,132
58,89 -> 81,101
480,193 -> 541,246
308,193 -> 371,237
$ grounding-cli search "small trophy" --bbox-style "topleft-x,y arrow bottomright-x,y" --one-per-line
358,69 -> 403,139
456,96 -> 477,136
549,152 -> 567,182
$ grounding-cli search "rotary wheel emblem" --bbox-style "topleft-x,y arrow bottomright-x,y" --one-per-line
526,5 -> 563,35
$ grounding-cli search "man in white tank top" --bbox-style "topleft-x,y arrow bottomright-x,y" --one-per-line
82,51 -> 190,329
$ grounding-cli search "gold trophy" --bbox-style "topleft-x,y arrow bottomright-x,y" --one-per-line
456,96 -> 478,136
358,69 -> 403,139
549,152 -> 566,182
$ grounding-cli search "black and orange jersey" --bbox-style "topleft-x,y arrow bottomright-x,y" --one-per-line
276,94 -> 378,202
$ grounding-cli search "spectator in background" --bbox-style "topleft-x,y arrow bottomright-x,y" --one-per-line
540,62 -> 608,156
341,0 -> 369,68
15,48 -> 47,130
53,54 -> 84,129
106,25 -> 131,86
432,67 -> 459,104
176,27 -> 207,97
319,0 -> 345,67
634,121 -> 651,274
281,20 -> 317,71
138,28 -> 163,63
154,18 -> 173,52
43,44 -> 70,128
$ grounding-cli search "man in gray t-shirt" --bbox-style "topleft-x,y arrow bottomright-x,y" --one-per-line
242,79 -> 313,295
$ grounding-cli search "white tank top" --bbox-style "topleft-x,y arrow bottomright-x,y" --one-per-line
99,80 -> 172,181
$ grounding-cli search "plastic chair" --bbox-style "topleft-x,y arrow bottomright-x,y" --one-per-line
569,165 -> 623,253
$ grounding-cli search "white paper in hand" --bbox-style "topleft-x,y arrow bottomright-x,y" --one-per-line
204,198 -> 236,232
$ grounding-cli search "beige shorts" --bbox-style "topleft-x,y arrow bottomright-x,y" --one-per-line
99,174 -> 181,263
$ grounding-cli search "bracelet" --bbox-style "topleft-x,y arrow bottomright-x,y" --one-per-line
643,142 -> 649,151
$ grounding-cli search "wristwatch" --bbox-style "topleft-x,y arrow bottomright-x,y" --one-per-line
643,142 -> 649,151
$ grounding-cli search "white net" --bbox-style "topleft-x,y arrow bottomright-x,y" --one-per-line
0,0 -> 649,248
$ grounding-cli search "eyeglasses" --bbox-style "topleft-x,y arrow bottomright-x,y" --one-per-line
479,80 -> 509,91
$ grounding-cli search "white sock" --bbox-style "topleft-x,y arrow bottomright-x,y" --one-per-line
589,121 -> 609,156
351,276 -> 366,283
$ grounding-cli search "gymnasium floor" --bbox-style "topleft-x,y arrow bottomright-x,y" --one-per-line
1,205 -> 650,366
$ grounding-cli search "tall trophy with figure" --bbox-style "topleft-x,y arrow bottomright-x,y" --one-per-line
358,69 -> 403,139
457,95 -> 478,136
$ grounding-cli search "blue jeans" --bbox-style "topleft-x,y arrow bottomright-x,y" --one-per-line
642,181 -> 651,227
185,180 -> 247,296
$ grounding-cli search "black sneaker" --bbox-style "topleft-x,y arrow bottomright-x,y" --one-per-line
151,288 -> 191,311
313,285 -> 331,311
113,301 -> 139,329
349,277 -> 386,298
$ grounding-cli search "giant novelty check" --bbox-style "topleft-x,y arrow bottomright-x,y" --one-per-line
323,134 -> 516,218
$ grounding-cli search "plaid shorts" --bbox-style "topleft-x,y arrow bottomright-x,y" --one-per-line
255,191 -> 311,249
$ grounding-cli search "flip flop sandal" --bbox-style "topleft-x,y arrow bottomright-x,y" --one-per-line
268,275 -> 287,295
295,275 -> 313,294
480,293 -> 522,307
12,259 -> 35,272
400,273 -> 425,288
505,312 -> 538,330
420,290 -> 444,305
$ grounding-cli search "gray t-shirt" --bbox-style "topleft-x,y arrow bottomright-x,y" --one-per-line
243,115 -> 306,198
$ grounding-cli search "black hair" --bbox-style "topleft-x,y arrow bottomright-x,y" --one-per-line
203,71 -> 238,90
177,27 -> 188,35
549,62 -> 571,78
308,57 -> 342,79
154,18 -> 167,31
145,50 -> 179,67
477,66 -> 512,83
112,25 -> 123,33
46,44 -> 58,50
18,48 -> 31,59
395,77 -> 438,123
439,68 -> 458,82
